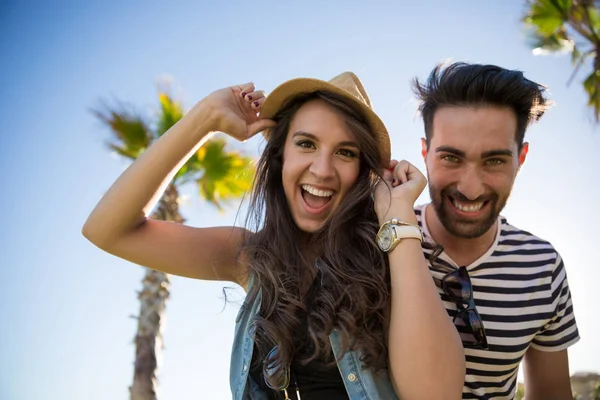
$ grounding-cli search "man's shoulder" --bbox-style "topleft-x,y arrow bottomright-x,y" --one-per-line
496,216 -> 565,268
498,215 -> 555,248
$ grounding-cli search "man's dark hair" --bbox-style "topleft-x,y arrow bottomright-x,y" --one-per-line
413,62 -> 550,149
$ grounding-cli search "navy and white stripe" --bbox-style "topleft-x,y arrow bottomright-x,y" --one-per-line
415,205 -> 580,399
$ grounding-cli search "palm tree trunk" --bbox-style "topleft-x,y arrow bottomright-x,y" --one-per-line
130,184 -> 183,400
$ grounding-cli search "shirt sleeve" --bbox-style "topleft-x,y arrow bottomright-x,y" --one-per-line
531,252 -> 580,351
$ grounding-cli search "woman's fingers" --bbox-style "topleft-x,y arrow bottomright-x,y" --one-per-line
237,83 -> 256,98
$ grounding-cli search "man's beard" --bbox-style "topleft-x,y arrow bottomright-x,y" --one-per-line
429,184 -> 507,239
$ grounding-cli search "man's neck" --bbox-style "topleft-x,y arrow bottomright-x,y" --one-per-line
424,204 -> 498,267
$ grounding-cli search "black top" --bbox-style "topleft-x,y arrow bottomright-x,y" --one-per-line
248,268 -> 349,399
248,344 -> 349,400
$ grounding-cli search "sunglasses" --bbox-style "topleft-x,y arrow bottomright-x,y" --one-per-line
440,266 -> 489,350
263,345 -> 301,399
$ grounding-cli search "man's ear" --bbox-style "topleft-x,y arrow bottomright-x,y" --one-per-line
421,138 -> 428,161
518,142 -> 529,171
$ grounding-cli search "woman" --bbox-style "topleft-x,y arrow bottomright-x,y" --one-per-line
82,71 -> 464,399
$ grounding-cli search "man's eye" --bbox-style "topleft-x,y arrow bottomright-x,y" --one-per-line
442,155 -> 459,163
486,158 -> 504,166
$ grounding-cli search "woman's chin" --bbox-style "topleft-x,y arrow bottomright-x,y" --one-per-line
294,217 -> 326,234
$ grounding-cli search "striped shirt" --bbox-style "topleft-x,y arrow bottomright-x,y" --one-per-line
415,204 -> 580,399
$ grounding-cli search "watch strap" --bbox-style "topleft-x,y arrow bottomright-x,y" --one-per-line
390,224 -> 423,243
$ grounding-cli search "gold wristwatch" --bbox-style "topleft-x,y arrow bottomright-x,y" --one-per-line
376,218 -> 423,253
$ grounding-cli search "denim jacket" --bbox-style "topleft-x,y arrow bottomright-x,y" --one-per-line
229,286 -> 399,399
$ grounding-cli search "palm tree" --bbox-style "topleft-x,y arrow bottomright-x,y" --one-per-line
522,0 -> 600,120
92,87 -> 254,400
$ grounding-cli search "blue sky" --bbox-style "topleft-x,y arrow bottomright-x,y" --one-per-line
2,1 -> 599,399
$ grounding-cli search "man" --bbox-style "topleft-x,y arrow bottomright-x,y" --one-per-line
411,62 -> 580,399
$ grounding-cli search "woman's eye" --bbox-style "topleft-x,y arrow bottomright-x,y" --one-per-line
338,148 -> 358,158
295,140 -> 315,149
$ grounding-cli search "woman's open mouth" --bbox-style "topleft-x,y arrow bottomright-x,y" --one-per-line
301,184 -> 334,214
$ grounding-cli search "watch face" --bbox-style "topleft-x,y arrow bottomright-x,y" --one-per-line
377,226 -> 393,251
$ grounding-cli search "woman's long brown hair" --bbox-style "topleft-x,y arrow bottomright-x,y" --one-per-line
240,91 -> 390,387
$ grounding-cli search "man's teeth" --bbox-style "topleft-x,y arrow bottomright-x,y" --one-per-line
302,184 -> 333,197
452,200 -> 484,212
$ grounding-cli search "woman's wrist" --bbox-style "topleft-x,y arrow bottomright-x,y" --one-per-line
377,203 -> 418,226
187,99 -> 219,138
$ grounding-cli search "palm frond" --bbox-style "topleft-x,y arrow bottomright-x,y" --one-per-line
523,0 -> 571,36
91,101 -> 154,159
583,67 -> 600,120
523,0 -> 600,121
194,138 -> 255,209
528,28 -> 575,55
92,80 -> 257,207
156,92 -> 184,137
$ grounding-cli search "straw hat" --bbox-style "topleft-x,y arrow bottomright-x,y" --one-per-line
259,71 -> 391,164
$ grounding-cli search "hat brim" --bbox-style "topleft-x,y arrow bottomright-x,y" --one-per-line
259,77 -> 391,165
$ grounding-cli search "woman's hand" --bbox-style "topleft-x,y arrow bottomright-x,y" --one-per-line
194,82 -> 276,141
374,159 -> 427,224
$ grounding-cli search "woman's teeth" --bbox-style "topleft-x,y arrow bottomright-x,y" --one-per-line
302,184 -> 333,198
